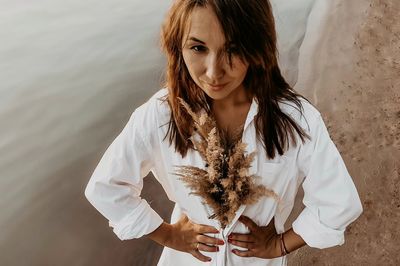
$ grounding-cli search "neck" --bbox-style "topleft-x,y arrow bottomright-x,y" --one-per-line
211,86 -> 252,112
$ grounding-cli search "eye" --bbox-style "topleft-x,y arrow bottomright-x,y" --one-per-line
190,45 -> 207,53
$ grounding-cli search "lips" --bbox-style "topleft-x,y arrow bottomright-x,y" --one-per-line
207,82 -> 228,91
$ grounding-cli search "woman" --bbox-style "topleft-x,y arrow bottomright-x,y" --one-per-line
84,0 -> 363,265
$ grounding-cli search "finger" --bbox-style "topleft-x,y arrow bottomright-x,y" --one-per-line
228,233 -> 255,243
197,234 -> 225,246
195,224 -> 220,234
190,250 -> 212,262
260,217 -> 277,235
228,239 -> 255,249
232,249 -> 254,257
238,215 -> 258,231
179,213 -> 189,222
197,243 -> 219,252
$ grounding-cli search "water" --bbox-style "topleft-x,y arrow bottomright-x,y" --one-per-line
0,1 -> 172,265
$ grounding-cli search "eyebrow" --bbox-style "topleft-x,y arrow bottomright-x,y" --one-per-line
187,37 -> 206,44
187,37 -> 236,48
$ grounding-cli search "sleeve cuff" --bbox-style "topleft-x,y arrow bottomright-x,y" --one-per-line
292,207 -> 345,249
112,200 -> 164,240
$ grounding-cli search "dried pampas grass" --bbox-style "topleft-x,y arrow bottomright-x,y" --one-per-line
172,98 -> 279,228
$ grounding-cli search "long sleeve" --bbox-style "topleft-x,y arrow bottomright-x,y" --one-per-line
292,113 -> 363,249
84,110 -> 163,241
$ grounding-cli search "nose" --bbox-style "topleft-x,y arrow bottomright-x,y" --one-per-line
205,53 -> 225,82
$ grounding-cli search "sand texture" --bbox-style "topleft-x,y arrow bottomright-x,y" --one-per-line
287,0 -> 400,265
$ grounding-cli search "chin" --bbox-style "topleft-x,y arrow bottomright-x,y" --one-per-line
204,89 -> 229,100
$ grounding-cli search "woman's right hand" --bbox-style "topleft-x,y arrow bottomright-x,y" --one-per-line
147,214 -> 224,262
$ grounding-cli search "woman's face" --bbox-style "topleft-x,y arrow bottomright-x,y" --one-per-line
181,5 -> 249,101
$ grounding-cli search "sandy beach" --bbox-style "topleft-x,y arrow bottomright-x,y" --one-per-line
288,0 -> 400,265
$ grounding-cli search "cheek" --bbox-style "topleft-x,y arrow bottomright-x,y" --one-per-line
182,53 -> 202,76
231,60 -> 249,79
232,64 -> 248,79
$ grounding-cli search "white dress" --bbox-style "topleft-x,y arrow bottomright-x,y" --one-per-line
84,88 -> 363,266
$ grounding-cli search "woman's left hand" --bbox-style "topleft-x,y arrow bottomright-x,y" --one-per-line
228,215 -> 281,259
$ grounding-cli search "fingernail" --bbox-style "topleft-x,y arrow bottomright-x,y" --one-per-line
208,258 -> 212,261
219,240 -> 225,245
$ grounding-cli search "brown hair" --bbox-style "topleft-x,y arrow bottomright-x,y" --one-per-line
159,0 -> 310,159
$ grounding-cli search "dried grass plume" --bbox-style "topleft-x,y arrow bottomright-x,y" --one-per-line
172,98 -> 279,228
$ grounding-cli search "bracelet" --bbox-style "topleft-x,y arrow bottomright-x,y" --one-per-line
279,233 -> 290,256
